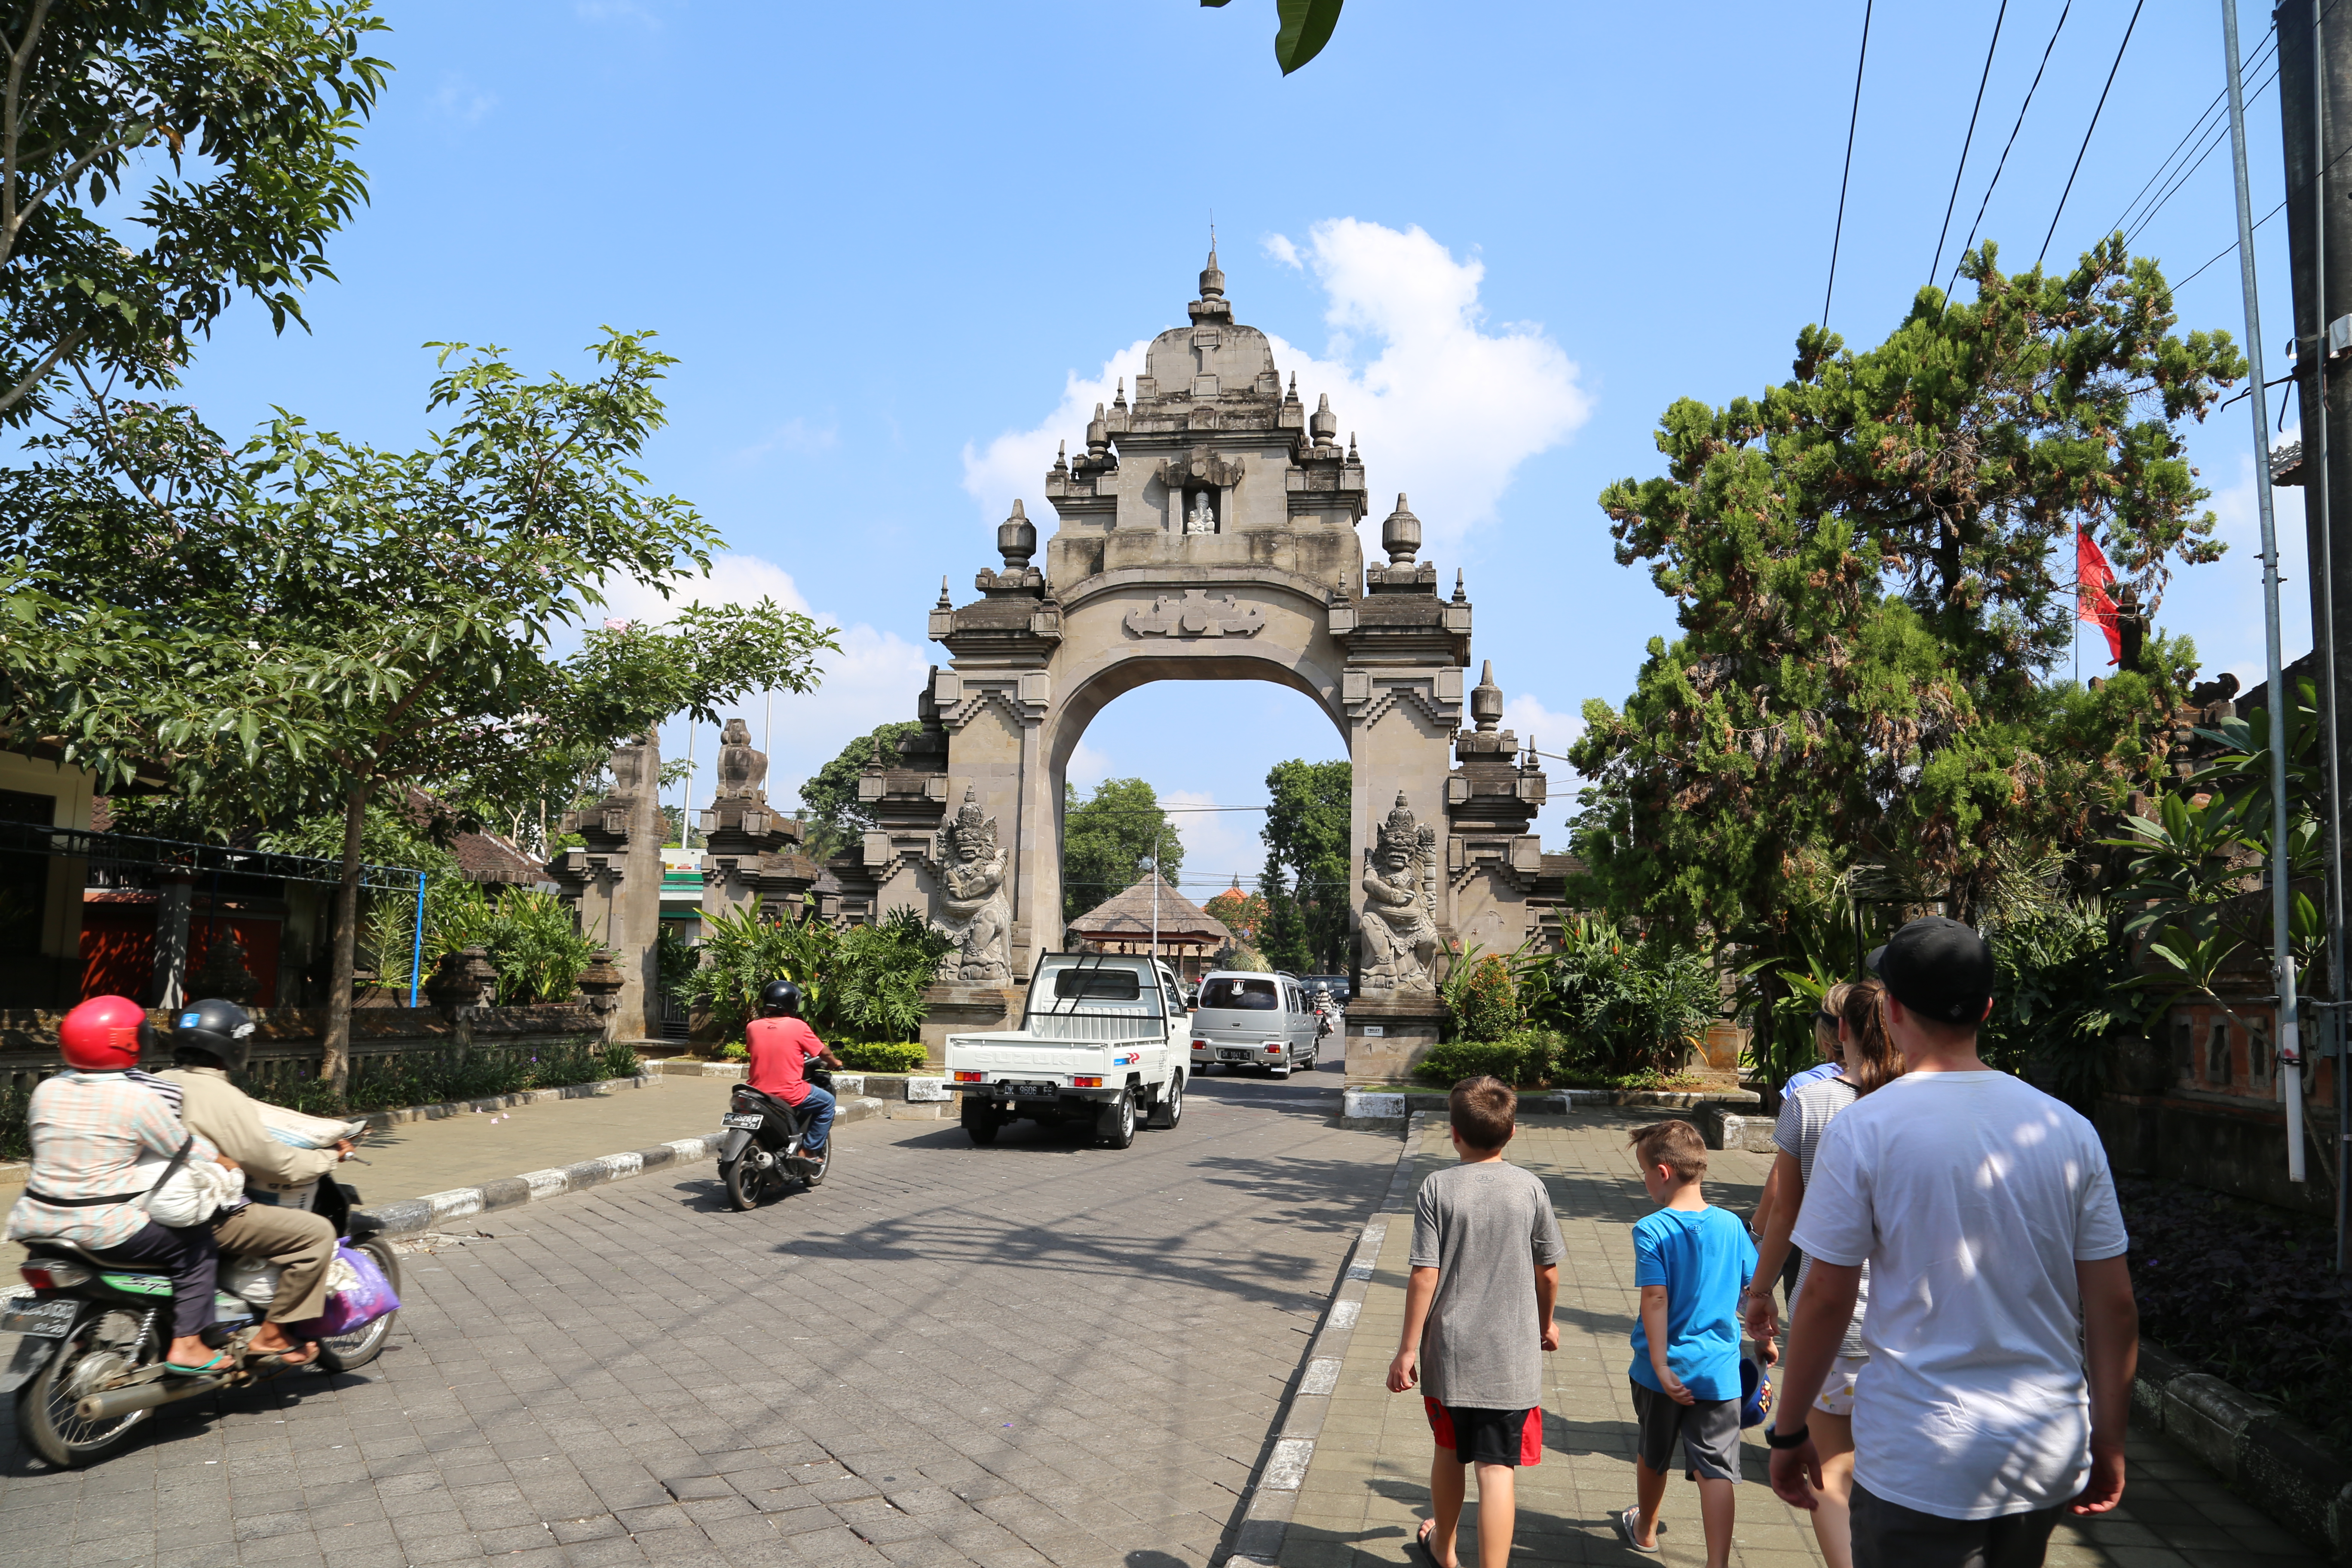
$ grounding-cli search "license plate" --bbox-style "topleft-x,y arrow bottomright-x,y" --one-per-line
1,1300 -> 77,1338
1219,1050 -> 1252,1062
1008,1082 -> 1058,1099
721,1112 -> 764,1130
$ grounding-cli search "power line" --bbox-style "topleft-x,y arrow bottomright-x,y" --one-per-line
1931,0 -> 2010,290
2038,0 -> 2146,270
2123,61 -> 2280,251
1948,0 -> 2073,297
1823,0 -> 1875,329
2106,25 -> 2277,243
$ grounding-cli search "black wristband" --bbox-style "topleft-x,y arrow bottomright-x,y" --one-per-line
1766,1423 -> 1810,1451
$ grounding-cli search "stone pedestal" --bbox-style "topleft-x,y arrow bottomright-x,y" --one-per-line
917,983 -> 1018,1066
1345,991 -> 1446,1085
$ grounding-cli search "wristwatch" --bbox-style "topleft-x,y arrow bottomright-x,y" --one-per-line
1766,1423 -> 1811,1451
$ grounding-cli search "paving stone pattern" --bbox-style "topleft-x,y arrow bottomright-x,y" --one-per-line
0,1072 -> 1396,1568
1283,1111 -> 2327,1567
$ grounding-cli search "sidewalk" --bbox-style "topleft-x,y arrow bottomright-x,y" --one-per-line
1280,1110 -> 2324,1566
0,1073 -> 738,1272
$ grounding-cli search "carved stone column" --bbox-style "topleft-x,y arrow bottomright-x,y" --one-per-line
1443,660 -> 1547,958
545,731 -> 665,1042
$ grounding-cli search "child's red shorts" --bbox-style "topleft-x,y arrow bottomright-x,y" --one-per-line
1423,1399 -> 1542,1467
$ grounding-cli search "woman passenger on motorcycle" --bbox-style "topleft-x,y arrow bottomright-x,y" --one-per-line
7,997 -> 235,1375
745,982 -> 845,1153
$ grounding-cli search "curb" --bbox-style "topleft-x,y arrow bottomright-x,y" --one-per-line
349,1093 -> 886,1239
2129,1341 -> 2352,1559
1228,1109 -> 1436,1565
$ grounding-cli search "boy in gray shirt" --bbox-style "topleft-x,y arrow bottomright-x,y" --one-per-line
1388,1076 -> 1565,1568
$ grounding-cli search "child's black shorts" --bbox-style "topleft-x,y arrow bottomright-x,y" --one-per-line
1422,1398 -> 1542,1467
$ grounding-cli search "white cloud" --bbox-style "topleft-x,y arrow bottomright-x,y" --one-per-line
586,553 -> 933,812
1500,692 -> 1583,760
432,74 -> 496,128
733,416 -> 838,465
1066,740 -> 1115,793
960,218 -> 1592,553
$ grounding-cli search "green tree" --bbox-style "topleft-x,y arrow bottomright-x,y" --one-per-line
1,0 -> 389,425
796,720 -> 922,863
1570,242 -> 2241,1060
1061,777 -> 1182,924
1203,883 -> 1268,942
1259,758 -> 1350,973
0,331 -> 838,1087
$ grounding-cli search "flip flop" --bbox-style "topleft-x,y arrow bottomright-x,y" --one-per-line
164,1351 -> 233,1377
245,1340 -> 319,1372
1612,1505 -> 1661,1555
1412,1517 -> 1452,1568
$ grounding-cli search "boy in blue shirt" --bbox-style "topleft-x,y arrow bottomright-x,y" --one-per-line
1618,1119 -> 1756,1565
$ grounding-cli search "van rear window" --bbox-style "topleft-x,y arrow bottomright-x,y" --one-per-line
1200,978 -> 1279,1011
1050,968 -> 1142,1001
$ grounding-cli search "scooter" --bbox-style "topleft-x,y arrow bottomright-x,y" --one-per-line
2,1174 -> 402,1467
716,1068 -> 835,1210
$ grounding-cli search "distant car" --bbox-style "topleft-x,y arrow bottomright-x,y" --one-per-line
1300,974 -> 1351,1005
1191,970 -> 1321,1078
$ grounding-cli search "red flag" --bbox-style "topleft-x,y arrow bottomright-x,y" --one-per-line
2076,528 -> 2122,665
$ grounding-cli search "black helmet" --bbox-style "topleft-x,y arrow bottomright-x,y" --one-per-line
170,998 -> 255,1073
758,980 -> 802,1018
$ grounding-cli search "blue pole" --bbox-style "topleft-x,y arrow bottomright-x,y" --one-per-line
409,870 -> 426,1008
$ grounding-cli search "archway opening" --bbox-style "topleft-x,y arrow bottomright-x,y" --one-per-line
1055,678 -> 1350,978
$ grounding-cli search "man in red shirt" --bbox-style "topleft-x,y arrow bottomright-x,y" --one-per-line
746,981 -> 845,1152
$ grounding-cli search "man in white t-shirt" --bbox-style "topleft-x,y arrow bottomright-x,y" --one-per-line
1767,917 -> 2138,1568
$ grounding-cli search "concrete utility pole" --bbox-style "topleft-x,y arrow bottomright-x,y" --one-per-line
2278,0 -> 2352,1261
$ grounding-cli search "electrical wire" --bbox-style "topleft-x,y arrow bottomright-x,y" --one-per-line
1823,0 -> 1874,329
1932,0 -> 2010,290
2106,26 -> 2277,243
2038,0 -> 2145,270
2123,60 -> 2282,252
1948,0 -> 2073,297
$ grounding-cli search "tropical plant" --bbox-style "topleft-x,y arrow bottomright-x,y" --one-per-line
1980,900 -> 2134,1102
691,904 -> 949,1044
1414,1032 -> 1557,1089
655,926 -> 701,1008
405,882 -> 597,1005
831,910 -> 953,1043
1522,917 -> 1720,1079
1440,949 -> 1521,1043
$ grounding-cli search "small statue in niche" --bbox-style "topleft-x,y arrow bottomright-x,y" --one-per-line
2112,583 -> 2149,673
1184,490 -> 1217,536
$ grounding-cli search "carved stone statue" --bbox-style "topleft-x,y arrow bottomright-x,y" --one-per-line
1360,791 -> 1439,992
2112,583 -> 2149,673
713,717 -> 766,800
1184,490 -> 1216,536
932,787 -> 1013,983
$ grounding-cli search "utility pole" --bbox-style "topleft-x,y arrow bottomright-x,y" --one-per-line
2226,0 -> 2306,1190
2278,0 -> 2352,1262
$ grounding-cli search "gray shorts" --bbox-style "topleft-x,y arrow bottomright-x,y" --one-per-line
1630,1379 -> 1741,1482
1851,1481 -> 2061,1568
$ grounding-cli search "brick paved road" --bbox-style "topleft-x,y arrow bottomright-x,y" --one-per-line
0,1059 -> 1398,1568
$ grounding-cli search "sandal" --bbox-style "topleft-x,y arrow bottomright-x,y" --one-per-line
1412,1518 -> 1455,1568
245,1339 -> 319,1371
164,1351 -> 233,1377
1613,1505 -> 1661,1555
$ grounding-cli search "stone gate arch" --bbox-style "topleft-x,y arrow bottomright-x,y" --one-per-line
838,253 -> 1552,1076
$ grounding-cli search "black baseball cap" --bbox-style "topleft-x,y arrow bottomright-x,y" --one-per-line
1868,916 -> 1994,1026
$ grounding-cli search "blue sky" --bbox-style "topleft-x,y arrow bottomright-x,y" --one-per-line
169,0 -> 2296,887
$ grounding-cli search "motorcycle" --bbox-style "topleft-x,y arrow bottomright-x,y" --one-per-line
1,1173 -> 402,1467
716,1068 -> 835,1210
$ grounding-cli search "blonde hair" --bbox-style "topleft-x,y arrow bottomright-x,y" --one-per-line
1816,980 -> 1856,1059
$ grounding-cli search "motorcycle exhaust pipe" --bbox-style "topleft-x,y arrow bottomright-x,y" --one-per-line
76,1372 -> 233,1422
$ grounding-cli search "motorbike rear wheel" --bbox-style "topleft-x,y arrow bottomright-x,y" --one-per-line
316,1238 -> 402,1373
722,1157 -> 765,1211
16,1312 -> 156,1467
797,1136 -> 831,1188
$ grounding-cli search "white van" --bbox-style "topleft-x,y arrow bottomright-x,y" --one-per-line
1189,970 -> 1322,1078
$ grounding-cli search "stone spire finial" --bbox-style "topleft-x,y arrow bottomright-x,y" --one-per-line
1381,493 -> 1422,565
1199,244 -> 1226,300
1086,402 -> 1109,459
997,499 -> 1035,569
1348,432 -> 1359,462
1310,392 -> 1338,450
1285,372 -> 1300,406
1453,569 -> 1467,603
936,575 -> 952,609
1052,441 -> 1069,475
1114,376 -> 1127,410
1471,659 -> 1504,732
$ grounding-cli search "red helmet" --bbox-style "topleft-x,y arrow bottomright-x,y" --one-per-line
59,995 -> 147,1071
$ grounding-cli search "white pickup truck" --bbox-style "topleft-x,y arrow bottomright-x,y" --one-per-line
944,952 -> 1189,1148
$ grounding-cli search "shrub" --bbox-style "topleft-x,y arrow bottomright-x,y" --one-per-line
421,884 -> 600,1004
695,905 -> 951,1041
836,1041 -> 928,1073
1414,1031 -> 1558,1088
1451,954 -> 1521,1042
1522,918 -> 1719,1078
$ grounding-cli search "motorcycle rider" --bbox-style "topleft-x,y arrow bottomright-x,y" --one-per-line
7,996 -> 232,1375
156,1000 -> 347,1369
745,981 -> 845,1154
